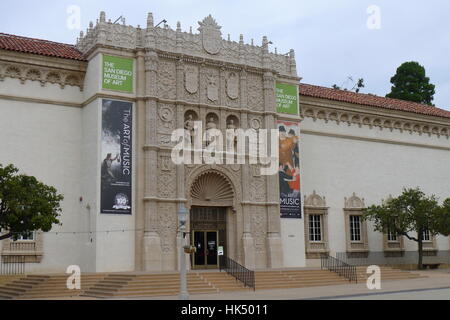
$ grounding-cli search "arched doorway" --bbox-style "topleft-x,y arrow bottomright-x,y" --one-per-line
188,170 -> 235,269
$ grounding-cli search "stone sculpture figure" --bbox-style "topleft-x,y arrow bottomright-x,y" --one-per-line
226,119 -> 238,153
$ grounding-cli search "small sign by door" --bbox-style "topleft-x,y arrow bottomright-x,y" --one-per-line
218,246 -> 224,256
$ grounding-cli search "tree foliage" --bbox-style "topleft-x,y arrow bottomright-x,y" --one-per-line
0,164 -> 63,240
386,61 -> 435,105
332,77 -> 365,93
363,188 -> 450,269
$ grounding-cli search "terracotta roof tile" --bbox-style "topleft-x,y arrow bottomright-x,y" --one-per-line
300,83 -> 450,119
0,33 -> 85,61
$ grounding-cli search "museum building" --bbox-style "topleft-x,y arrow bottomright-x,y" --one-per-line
0,12 -> 449,274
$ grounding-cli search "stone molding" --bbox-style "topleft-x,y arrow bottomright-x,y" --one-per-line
344,193 -> 369,254
303,191 -> 329,259
0,60 -> 85,91
301,130 -> 450,152
383,233 -> 405,253
302,100 -> 450,139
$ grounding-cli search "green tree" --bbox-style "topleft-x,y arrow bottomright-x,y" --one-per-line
0,164 -> 63,240
363,188 -> 450,269
386,61 -> 435,105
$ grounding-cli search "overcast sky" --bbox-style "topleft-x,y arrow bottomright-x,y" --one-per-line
1,0 -> 449,110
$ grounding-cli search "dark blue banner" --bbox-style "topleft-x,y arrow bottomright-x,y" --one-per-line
101,99 -> 133,215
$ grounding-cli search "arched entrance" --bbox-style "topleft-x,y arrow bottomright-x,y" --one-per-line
188,170 -> 235,269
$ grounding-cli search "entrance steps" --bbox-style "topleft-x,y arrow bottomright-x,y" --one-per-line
0,267 -> 427,299
0,274 -> 106,299
83,272 -> 250,298
254,270 -> 349,290
355,266 -> 425,282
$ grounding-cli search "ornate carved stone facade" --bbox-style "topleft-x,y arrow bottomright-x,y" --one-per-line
75,11 -> 299,271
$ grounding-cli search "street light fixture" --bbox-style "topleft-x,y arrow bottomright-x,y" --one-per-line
178,202 -> 189,300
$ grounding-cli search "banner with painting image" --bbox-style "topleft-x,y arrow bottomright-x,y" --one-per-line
278,120 -> 302,218
101,99 -> 133,215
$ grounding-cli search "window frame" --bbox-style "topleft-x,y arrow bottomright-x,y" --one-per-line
349,215 -> 362,243
308,214 -> 322,243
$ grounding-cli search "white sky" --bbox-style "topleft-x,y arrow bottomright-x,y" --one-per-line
1,0 -> 449,110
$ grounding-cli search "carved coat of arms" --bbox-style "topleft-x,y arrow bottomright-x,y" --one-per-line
184,67 -> 198,94
207,75 -> 219,102
226,72 -> 239,100
198,15 -> 222,55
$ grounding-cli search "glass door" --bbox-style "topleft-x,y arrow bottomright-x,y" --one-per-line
192,230 -> 218,269
206,231 -> 218,266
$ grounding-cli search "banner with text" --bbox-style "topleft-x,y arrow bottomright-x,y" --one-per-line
101,99 -> 133,215
102,55 -> 134,93
278,120 -> 302,218
276,82 -> 299,115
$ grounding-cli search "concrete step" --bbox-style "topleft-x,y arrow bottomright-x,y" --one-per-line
259,278 -> 347,285
113,288 -> 218,297
0,287 -> 25,296
119,282 -> 209,289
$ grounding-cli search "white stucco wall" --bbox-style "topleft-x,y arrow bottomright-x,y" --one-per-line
0,81 -> 85,273
0,77 -> 83,104
281,218 -> 306,267
300,115 -> 450,258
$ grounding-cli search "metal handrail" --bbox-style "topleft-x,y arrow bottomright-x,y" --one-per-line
219,255 -> 255,290
321,254 -> 357,283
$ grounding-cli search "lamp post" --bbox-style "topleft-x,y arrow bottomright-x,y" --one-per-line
178,203 -> 189,300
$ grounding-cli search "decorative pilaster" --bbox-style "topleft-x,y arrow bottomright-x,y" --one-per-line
240,69 -> 248,109
143,50 -> 162,271
135,49 -> 146,271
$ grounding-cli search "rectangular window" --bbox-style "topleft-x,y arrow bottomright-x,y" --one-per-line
422,229 -> 431,242
387,229 -> 398,242
349,215 -> 361,242
309,215 -> 322,242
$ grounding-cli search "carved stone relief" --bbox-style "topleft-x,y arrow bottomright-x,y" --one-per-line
158,154 -> 176,198
226,71 -> 239,100
157,203 -> 177,253
247,73 -> 264,111
184,65 -> 199,95
251,207 -> 267,253
157,60 -> 176,100
249,116 -> 263,130
206,72 -> 219,103
157,104 -> 175,133
249,177 -> 266,202
198,15 -> 222,55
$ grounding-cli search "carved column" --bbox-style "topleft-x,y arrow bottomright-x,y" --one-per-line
135,49 -> 146,271
175,59 -> 190,270
240,69 -> 248,109
143,51 -> 162,271
263,71 -> 283,268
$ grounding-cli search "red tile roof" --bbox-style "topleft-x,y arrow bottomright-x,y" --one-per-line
300,83 -> 450,119
0,33 -> 85,61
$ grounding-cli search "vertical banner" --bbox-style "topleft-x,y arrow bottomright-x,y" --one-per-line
278,120 -> 302,218
101,99 -> 133,215
276,82 -> 299,115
